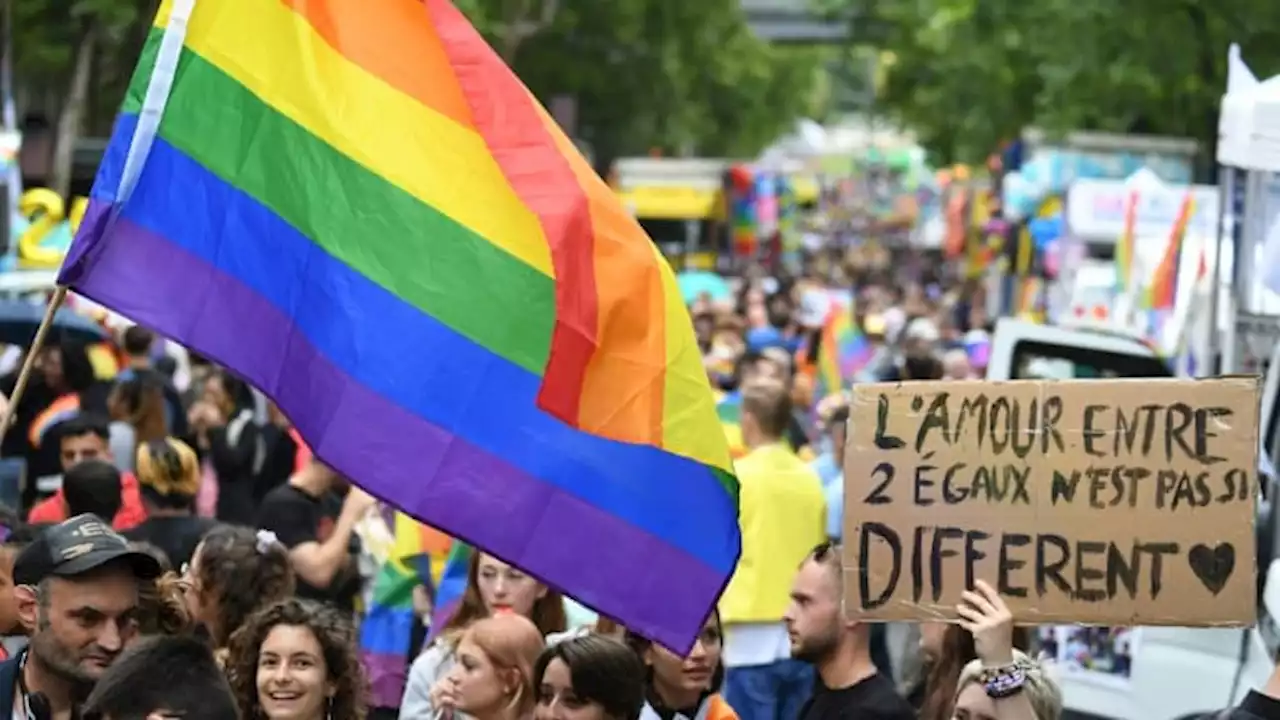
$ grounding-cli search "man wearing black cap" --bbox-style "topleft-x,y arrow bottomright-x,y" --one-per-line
0,514 -> 161,720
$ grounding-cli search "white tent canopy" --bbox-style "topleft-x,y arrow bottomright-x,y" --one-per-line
1218,44 -> 1280,171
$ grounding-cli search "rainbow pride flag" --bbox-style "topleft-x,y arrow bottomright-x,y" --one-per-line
813,304 -> 872,400
1145,194 -> 1194,311
59,0 -> 738,651
360,515 -> 454,706
1115,190 -> 1139,295
428,541 -> 473,640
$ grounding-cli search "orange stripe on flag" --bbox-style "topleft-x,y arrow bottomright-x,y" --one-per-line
427,0 -> 667,445
427,0 -> 599,426
419,525 -> 453,557
532,105 -> 666,443
281,0 -> 474,130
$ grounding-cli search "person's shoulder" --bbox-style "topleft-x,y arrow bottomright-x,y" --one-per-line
175,515 -> 218,537
261,482 -> 304,506
409,639 -> 457,679
27,494 -> 65,524
1233,691 -> 1280,720
768,451 -> 826,497
863,685 -> 916,720
833,674 -> 914,720
0,650 -> 23,707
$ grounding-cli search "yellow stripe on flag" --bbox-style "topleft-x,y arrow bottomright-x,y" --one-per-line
155,0 -> 553,276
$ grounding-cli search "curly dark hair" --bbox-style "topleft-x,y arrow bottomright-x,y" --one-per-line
194,525 -> 295,646
226,598 -> 368,720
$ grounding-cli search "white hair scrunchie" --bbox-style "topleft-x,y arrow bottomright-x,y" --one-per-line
255,529 -> 281,555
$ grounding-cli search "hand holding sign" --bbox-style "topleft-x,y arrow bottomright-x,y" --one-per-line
957,580 -> 1015,666
842,377 -> 1260,627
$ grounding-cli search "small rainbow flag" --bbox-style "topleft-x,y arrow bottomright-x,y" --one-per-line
359,515 -> 453,707
814,304 -> 873,400
1115,190 -> 1139,295
59,0 -> 739,651
428,541 -> 473,640
1146,194 -> 1195,311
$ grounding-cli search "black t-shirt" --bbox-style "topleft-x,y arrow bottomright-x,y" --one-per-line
1230,691 -> 1280,720
257,484 -> 360,611
799,673 -> 915,720
125,515 -> 217,570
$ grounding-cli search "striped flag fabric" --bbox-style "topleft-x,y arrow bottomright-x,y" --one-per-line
58,0 -> 739,651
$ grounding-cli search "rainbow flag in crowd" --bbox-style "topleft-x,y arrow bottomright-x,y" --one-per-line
716,397 -> 749,460
809,302 -> 873,402
1145,194 -> 1195,311
360,515 -> 454,707
428,541 -> 473,640
60,0 -> 738,650
828,306 -> 873,388
1115,189 -> 1139,295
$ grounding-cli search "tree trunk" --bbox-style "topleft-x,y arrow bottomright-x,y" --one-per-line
50,25 -> 98,198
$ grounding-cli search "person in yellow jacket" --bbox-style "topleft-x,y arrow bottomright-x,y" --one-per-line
718,379 -> 826,720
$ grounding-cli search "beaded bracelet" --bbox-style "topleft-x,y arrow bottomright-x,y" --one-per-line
979,664 -> 1028,699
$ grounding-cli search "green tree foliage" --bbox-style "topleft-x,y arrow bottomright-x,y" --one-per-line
823,0 -> 1280,170
459,0 -> 828,165
12,0 -> 153,193
12,0 -> 822,182
12,0 -> 151,130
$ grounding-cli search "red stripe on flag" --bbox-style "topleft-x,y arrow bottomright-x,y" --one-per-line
427,0 -> 598,423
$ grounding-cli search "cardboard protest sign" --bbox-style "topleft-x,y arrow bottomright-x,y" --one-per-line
842,377 -> 1260,626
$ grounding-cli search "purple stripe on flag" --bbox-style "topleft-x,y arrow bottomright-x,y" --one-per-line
64,209 -> 722,651
362,651 -> 412,709
429,598 -> 463,643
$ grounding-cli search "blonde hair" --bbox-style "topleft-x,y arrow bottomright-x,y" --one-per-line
462,614 -> 546,716
135,437 -> 201,501
955,650 -> 1062,720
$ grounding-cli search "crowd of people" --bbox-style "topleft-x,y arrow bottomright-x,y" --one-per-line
0,246 -> 1273,719
0,508 -> 1058,720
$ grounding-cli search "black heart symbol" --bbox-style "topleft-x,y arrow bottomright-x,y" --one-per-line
1187,543 -> 1235,595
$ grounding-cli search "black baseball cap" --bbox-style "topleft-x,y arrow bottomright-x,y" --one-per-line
13,514 -> 162,586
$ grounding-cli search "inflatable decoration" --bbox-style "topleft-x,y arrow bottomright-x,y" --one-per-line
9,188 -> 86,271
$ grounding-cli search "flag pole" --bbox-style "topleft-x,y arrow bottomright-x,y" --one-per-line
0,286 -> 69,436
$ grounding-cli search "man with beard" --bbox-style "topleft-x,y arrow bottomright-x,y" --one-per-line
785,543 -> 914,720
0,514 -> 161,719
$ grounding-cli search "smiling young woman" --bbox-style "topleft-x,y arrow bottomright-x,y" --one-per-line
225,598 -> 369,720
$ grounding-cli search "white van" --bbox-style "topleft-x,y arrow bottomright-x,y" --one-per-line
987,318 -> 1278,720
